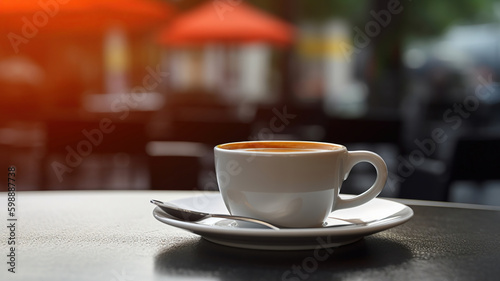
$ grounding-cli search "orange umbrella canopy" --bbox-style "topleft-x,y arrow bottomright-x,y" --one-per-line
157,1 -> 294,47
0,0 -> 175,33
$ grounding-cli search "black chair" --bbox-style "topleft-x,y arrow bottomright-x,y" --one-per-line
146,141 -> 209,190
40,119 -> 148,189
442,133 -> 500,201
399,132 -> 500,201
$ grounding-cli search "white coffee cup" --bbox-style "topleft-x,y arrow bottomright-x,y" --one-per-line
214,140 -> 388,228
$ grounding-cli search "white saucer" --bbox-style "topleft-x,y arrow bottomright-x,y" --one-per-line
152,194 -> 413,250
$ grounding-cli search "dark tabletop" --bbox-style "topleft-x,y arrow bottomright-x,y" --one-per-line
154,204 -> 500,281
2,191 -> 499,281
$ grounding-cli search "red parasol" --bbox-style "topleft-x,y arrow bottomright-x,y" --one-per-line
0,0 -> 175,55
156,1 -> 294,47
0,0 -> 175,34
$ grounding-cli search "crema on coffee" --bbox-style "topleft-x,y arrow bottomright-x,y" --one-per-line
217,141 -> 342,152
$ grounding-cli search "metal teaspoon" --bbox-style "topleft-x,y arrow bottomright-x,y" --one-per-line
151,199 -> 397,230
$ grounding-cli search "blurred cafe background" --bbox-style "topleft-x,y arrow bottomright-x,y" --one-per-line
1,0 -> 499,206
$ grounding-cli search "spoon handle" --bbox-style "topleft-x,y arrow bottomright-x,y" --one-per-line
209,214 -> 280,230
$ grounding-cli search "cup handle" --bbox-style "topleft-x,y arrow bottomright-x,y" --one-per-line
333,150 -> 388,210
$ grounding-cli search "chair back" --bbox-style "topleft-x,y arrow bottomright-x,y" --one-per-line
448,134 -> 500,182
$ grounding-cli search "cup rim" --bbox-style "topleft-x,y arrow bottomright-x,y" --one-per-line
214,140 -> 346,154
